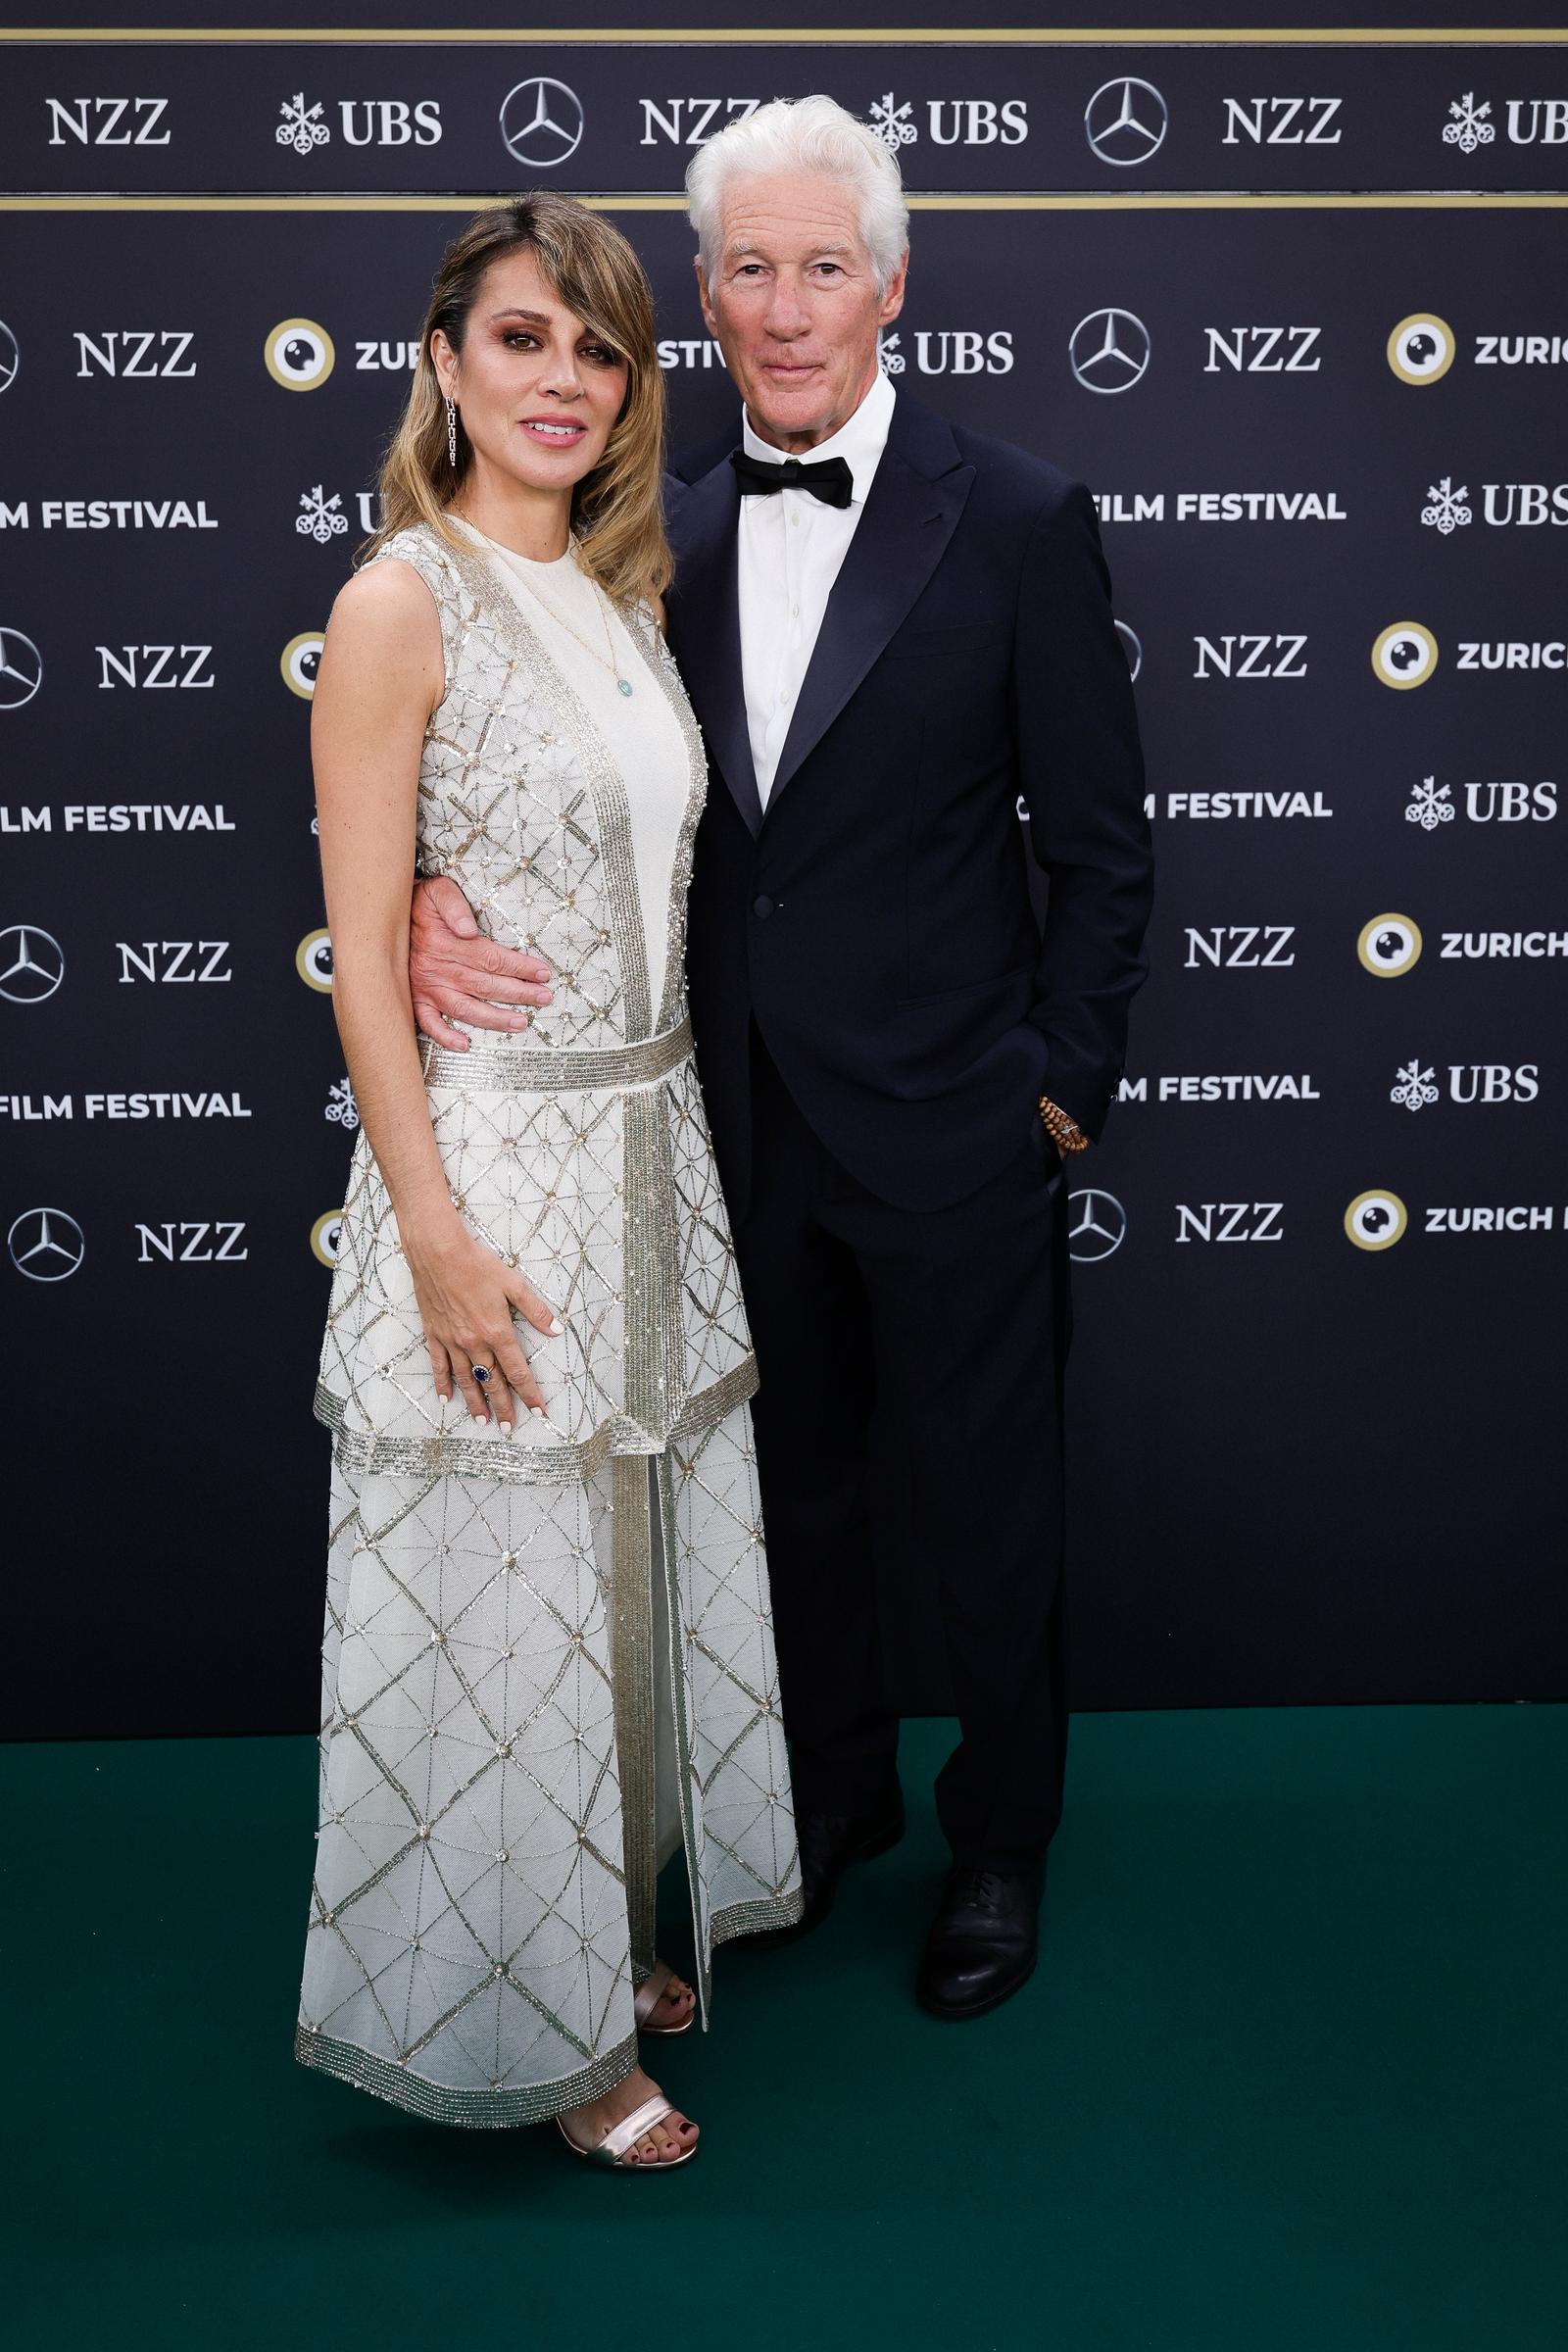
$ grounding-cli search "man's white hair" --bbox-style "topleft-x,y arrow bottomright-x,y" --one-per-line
685,94 -> 910,295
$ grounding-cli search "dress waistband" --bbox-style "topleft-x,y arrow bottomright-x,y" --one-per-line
419,1013 -> 693,1094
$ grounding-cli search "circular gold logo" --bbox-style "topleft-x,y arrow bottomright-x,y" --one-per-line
265,318 -> 335,390
1345,1191 -> 1408,1251
296,929 -> 334,991
1387,314 -> 1454,386
1372,622 -> 1438,691
281,630 -> 325,700
311,1209 -> 346,1266
1357,914 -> 1422,977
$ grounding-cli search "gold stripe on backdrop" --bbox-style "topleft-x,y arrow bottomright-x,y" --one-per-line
1,26 -> 1567,46
2,192 -> 1565,212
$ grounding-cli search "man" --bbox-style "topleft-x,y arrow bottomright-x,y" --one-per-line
409,97 -> 1153,2019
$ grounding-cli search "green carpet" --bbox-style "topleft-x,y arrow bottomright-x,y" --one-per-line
6,1708 -> 1564,2350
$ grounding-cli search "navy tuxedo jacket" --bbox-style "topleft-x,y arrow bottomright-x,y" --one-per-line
663,389 -> 1153,1217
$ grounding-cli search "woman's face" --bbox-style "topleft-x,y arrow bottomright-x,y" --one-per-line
431,246 -> 629,497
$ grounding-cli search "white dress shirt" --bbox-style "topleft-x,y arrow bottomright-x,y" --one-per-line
736,367 -> 895,810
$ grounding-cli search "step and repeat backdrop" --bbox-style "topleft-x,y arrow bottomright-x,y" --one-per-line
2,22 -> 1564,1737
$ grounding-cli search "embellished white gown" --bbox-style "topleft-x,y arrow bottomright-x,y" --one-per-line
297,518 -> 802,2127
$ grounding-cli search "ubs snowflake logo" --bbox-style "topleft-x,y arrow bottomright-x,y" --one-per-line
325,1075 -> 359,1129
1421,476 -> 1471,534
1405,775 -> 1456,830
297,486 -> 348,545
1391,1060 -> 1440,1112
869,93 -> 918,151
877,332 -> 906,376
277,92 -> 330,157
1443,93 -> 1494,156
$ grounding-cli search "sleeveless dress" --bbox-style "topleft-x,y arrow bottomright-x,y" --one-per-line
296,518 -> 802,2127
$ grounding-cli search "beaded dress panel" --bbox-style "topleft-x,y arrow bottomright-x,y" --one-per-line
297,522 -> 802,2126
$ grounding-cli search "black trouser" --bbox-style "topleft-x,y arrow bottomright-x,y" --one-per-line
733,1020 -> 1072,1873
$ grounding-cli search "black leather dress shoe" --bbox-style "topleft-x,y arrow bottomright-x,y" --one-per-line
751,1782 -> 906,1947
915,1864 -> 1043,2020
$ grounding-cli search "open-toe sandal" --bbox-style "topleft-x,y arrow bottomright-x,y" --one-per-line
556,2094 -> 698,2170
633,1960 -> 696,2037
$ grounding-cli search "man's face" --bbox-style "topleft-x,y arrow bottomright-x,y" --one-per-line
696,171 -> 907,452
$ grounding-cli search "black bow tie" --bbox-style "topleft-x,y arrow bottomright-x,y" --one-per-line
730,448 -> 855,510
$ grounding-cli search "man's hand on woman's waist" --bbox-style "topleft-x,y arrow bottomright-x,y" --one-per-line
409,874 -> 553,1049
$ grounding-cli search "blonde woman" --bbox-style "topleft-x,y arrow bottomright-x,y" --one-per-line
297,195 -> 801,2168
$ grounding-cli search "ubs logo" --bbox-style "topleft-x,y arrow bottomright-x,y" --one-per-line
1388,314 -> 1455,385
1068,309 -> 1151,394
500,77 -> 584,168
1067,1188 -> 1127,1262
7,1206 -> 85,1281
0,924 -> 65,1003
867,94 -> 1028,147
0,321 -> 17,394
1421,477 -> 1471,533
276,92 -> 442,151
281,631 -> 325,699
277,92 -> 330,154
1345,1191 -> 1407,1251
0,627 -> 44,710
265,318 -> 335,391
1443,93 -> 1494,155
1357,913 -> 1423,977
1372,621 -> 1439,690
1084,78 -> 1168,167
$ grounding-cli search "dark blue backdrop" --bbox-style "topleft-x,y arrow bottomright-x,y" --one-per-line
2,12 -> 1564,1735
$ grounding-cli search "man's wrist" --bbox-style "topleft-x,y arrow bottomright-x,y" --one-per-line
1037,1095 -> 1088,1154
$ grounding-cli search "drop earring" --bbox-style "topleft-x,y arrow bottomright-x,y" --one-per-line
446,397 -> 458,469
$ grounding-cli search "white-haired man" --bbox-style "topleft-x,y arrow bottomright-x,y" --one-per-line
409,97 -> 1153,2018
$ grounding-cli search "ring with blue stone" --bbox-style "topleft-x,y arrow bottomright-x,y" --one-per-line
470,1363 -> 491,1384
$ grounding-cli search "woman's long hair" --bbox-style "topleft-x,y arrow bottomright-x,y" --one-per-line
363,195 -> 670,606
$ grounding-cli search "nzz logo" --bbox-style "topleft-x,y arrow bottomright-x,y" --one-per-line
1176,1201 -> 1284,1242
1185,926 -> 1297,969
45,96 -> 170,146
117,940 -> 231,983
136,1220 -> 249,1263
1194,633 -> 1308,678
98,643 -> 213,689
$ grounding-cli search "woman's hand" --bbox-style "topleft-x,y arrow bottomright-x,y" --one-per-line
405,1220 -> 564,1431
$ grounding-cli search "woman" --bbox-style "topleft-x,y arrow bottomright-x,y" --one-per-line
297,195 -> 802,2168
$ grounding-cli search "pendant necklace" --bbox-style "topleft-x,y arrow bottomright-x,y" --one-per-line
490,532 -> 634,698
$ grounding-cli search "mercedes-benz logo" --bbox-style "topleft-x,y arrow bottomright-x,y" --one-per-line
1115,620 -> 1143,682
1068,309 -> 1151,395
1067,1188 -> 1127,1263
499,76 -> 585,168
1084,77 -> 1168,167
0,923 -> 65,1004
7,1206 -> 85,1281
0,320 -> 18,396
0,625 -> 43,710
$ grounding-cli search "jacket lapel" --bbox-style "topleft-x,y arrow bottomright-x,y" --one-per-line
764,396 -> 974,815
664,449 -> 761,839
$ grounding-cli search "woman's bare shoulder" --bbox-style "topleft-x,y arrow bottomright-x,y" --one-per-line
333,549 -> 438,625
318,550 -> 444,721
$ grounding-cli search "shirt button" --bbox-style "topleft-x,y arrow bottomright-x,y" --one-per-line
752,894 -> 775,918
